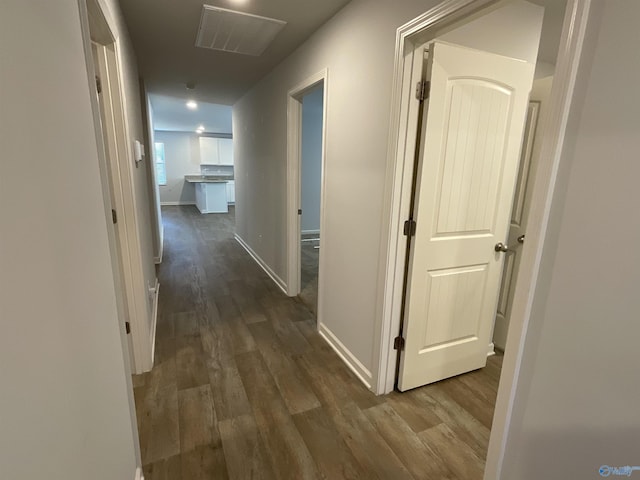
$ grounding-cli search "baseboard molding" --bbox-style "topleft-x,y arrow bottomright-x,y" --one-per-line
234,234 -> 288,295
318,322 -> 373,389
135,466 -> 144,480
301,229 -> 320,235
487,342 -> 495,357
160,201 -> 195,206
154,226 -> 164,264
150,279 -> 159,366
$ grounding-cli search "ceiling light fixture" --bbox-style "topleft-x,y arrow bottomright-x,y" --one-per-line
186,100 -> 198,110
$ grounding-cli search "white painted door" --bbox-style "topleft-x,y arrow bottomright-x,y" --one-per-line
398,42 -> 535,391
493,76 -> 553,350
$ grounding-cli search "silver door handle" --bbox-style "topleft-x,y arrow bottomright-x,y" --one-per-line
517,234 -> 525,244
494,242 -> 508,253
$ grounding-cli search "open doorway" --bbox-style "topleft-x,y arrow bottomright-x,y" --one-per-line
298,85 -> 325,315
286,71 -> 328,320
376,0 -> 589,476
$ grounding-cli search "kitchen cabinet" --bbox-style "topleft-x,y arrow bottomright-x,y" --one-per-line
199,137 -> 233,166
226,180 -> 235,204
195,182 -> 228,213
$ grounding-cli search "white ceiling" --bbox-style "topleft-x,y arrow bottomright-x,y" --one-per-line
119,0 -> 352,105
150,94 -> 232,133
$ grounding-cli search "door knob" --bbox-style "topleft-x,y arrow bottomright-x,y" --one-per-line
494,242 -> 508,253
517,234 -> 525,244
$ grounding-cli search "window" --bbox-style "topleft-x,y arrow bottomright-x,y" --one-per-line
154,142 -> 167,186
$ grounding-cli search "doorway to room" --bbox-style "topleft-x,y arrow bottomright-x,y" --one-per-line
298,85 -> 325,315
286,70 -> 328,324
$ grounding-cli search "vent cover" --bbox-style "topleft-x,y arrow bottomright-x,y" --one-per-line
195,5 -> 287,56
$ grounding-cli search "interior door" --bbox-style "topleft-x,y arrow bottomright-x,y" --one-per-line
493,75 -> 554,350
493,101 -> 539,350
398,42 -> 535,391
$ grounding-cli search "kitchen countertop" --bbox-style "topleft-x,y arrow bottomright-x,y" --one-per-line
184,175 -> 233,183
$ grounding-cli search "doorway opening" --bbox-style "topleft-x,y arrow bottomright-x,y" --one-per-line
376,0 -> 590,477
286,71 -> 328,321
298,85 -> 325,315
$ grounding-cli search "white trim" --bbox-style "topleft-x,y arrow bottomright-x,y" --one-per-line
301,229 -> 320,235
135,466 -> 144,480
487,342 -> 495,357
234,234 -> 288,295
286,69 -> 329,299
154,226 -> 164,264
149,279 -> 159,364
160,201 -> 196,206
484,1 -> 591,478
318,322 -> 373,389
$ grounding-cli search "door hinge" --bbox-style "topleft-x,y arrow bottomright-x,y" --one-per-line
95,75 -> 102,94
403,219 -> 417,236
111,209 -> 117,224
298,209 -> 302,215
394,335 -> 405,351
416,80 -> 430,101
125,322 -> 131,334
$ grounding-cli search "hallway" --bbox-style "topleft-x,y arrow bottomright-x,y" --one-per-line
133,206 -> 502,479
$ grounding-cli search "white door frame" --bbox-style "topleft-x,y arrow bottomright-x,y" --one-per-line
373,0 -> 591,478
286,70 -> 329,316
79,0 -> 155,374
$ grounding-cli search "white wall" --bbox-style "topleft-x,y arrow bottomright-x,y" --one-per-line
301,86 -> 324,234
0,0 -> 140,478
502,2 -> 640,478
142,88 -> 164,262
438,0 -> 543,63
155,131 -> 202,204
234,0 -> 444,379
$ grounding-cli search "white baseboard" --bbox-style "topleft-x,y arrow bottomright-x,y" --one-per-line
154,226 -> 164,264
234,234 -> 288,295
150,279 -> 159,366
487,342 -> 496,357
160,201 -> 196,206
318,322 -> 373,389
135,466 -> 144,480
301,229 -> 320,235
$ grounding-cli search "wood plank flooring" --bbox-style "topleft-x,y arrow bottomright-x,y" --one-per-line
133,206 -> 502,479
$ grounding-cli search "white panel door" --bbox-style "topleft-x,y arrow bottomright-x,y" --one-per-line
398,42 -> 535,391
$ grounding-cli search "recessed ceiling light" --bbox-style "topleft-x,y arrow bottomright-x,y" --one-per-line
186,100 -> 198,110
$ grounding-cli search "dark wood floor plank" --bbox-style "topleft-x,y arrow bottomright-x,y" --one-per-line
178,385 -> 217,452
293,406 -> 368,480
142,454 -> 182,480
236,351 -> 321,480
219,414 -> 276,480
332,402 -> 414,480
364,403 -> 455,480
181,444 -> 229,480
419,423 -> 486,480
248,321 -> 320,415
138,384 -> 180,465
175,333 -> 209,391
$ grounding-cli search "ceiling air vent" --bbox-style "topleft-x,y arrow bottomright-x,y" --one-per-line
195,5 -> 287,56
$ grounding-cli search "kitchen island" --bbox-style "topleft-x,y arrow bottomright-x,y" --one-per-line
185,175 -> 230,214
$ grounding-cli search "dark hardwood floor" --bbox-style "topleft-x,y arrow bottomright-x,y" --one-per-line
299,235 -> 319,314
133,205 -> 502,479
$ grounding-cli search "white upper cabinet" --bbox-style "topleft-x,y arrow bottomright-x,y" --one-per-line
199,136 -> 234,165
218,138 -> 234,165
